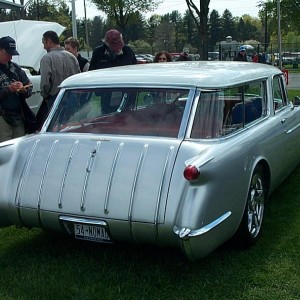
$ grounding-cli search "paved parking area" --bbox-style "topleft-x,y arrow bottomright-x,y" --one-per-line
287,73 -> 300,89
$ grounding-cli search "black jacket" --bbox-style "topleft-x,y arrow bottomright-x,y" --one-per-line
89,44 -> 137,70
233,52 -> 248,62
77,54 -> 89,72
0,61 -> 31,113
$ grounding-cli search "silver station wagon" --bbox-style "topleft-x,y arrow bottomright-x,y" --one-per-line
1,61 -> 300,261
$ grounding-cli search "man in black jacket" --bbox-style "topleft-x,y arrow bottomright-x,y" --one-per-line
233,46 -> 248,62
0,36 -> 33,142
89,29 -> 137,70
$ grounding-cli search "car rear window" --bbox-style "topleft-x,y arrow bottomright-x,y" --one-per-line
47,88 -> 189,138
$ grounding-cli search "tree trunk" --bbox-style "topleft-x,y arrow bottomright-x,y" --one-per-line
186,0 -> 210,60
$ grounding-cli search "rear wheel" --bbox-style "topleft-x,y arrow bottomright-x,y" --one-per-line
236,165 -> 265,247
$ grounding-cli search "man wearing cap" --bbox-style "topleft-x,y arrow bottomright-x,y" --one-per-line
0,36 -> 33,142
233,46 -> 248,62
89,29 -> 137,70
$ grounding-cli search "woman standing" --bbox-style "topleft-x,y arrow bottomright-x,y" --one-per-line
153,51 -> 172,63
64,37 -> 90,72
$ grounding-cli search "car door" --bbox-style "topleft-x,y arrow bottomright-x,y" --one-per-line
271,74 -> 300,179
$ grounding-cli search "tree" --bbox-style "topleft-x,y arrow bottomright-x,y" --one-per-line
258,0 -> 300,53
161,11 -> 183,52
185,0 -> 210,60
125,11 -> 146,42
154,20 -> 175,52
243,18 -> 260,42
208,9 -> 222,50
26,0 -> 72,38
90,0 -> 162,37
220,9 -> 236,41
88,16 -> 106,49
145,14 -> 161,49
183,9 -> 198,50
129,39 -> 152,54
171,12 -> 185,52
25,0 -> 102,47
259,0 -> 300,34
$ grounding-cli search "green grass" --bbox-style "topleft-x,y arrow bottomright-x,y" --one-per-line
0,168 -> 300,300
287,89 -> 300,100
282,65 -> 300,73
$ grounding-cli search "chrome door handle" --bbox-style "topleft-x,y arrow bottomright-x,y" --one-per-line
281,118 -> 287,124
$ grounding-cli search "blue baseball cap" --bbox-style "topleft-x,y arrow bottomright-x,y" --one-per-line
0,36 -> 19,55
239,46 -> 246,52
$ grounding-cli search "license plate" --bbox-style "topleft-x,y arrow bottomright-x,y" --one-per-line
74,223 -> 111,242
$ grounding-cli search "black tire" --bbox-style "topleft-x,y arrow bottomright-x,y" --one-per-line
236,165 -> 266,248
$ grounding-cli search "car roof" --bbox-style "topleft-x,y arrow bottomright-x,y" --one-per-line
61,61 -> 282,89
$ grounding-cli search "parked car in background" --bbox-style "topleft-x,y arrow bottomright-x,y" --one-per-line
192,53 -> 201,60
143,54 -> 154,62
0,20 -> 65,114
281,52 -> 297,65
1,61 -> 300,261
273,52 -> 300,66
169,52 -> 198,61
188,54 -> 200,61
208,51 -> 219,60
169,52 -> 181,61
135,54 -> 153,64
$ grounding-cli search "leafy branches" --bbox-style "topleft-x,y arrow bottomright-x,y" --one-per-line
90,0 -> 162,33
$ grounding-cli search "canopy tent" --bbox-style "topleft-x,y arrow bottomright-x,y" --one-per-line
0,20 -> 65,72
241,44 -> 255,50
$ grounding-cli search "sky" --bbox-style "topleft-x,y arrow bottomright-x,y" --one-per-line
73,0 -> 261,19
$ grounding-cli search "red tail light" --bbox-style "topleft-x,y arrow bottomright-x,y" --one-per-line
184,165 -> 200,181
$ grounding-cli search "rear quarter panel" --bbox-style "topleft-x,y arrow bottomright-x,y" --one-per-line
164,109 -> 300,256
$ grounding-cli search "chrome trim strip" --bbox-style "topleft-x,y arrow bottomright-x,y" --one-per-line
104,143 -> 124,214
58,141 -> 79,208
181,88 -> 199,139
80,142 -> 101,211
38,140 -> 59,209
0,142 -> 14,149
285,123 -> 300,134
59,215 -> 107,227
15,139 -> 40,206
173,211 -> 232,239
154,146 -> 174,226
185,156 -> 214,169
128,144 -> 148,222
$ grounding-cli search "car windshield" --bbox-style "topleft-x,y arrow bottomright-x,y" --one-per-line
47,88 -> 188,138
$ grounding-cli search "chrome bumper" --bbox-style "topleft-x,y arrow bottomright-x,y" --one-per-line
173,211 -> 231,240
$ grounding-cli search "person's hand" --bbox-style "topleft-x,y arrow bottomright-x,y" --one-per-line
17,83 -> 33,93
8,81 -> 24,93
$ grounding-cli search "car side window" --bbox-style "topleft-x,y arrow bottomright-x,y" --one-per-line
190,80 -> 267,139
231,81 -> 267,127
273,75 -> 288,111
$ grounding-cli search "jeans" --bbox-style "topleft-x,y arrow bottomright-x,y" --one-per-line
0,116 -> 25,143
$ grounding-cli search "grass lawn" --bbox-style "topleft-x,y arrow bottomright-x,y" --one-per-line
288,89 -> 300,100
0,164 -> 299,300
283,65 -> 300,73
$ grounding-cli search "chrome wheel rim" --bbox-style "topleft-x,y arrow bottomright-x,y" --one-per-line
247,173 -> 264,238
